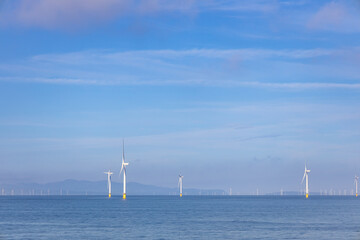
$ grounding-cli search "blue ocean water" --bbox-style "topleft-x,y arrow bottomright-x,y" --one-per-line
0,196 -> 359,239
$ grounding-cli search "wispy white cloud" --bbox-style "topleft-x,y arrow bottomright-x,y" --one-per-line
233,81 -> 360,89
32,48 -> 339,63
0,0 -> 197,30
200,0 -> 279,13
1,47 -> 360,88
307,1 -> 360,32
2,107 -> 358,155
1,0 -> 126,30
2,77 -> 360,90
2,0 -> 359,37
0,0 -> 281,30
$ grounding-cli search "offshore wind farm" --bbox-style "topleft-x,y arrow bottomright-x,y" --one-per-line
1,0 -> 360,239
1,152 -> 360,198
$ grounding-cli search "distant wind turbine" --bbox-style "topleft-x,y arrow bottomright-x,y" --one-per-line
104,170 -> 113,198
301,165 -> 311,199
355,175 -> 359,197
120,140 -> 129,199
178,174 -> 183,197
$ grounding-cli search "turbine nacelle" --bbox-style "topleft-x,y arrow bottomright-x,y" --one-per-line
120,162 -> 129,174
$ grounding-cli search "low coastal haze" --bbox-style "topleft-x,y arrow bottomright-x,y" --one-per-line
0,0 -> 360,195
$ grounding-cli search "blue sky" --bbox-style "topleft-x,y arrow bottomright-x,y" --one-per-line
0,0 -> 360,194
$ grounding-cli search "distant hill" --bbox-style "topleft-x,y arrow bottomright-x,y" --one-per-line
0,180 -> 226,196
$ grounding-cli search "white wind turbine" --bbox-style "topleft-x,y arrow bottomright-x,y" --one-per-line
355,175 -> 359,197
120,140 -> 129,199
178,174 -> 183,197
104,170 -> 113,198
301,165 -> 311,198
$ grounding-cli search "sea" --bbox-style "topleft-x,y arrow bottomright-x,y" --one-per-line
0,195 -> 359,239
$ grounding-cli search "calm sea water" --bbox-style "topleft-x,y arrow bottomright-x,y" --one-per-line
0,196 -> 359,239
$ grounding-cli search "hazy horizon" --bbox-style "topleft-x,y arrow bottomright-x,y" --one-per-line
1,178 -> 355,196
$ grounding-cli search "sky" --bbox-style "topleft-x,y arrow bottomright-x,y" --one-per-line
0,0 -> 359,194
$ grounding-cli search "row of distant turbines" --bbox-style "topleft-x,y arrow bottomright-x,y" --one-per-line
301,165 -> 359,198
103,142 -> 358,199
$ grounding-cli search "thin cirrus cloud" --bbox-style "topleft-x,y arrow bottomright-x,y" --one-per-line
0,0 -> 198,30
200,0 -> 279,12
1,47 -> 360,88
30,48 -> 340,64
2,0 -> 360,34
1,0 -> 127,29
307,1 -> 360,32
17,80 -> 360,89
0,0 -> 291,30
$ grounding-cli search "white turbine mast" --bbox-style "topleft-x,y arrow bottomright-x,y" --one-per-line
120,140 -> 129,199
178,174 -> 183,197
301,164 -> 311,198
355,175 -> 359,197
104,170 -> 113,198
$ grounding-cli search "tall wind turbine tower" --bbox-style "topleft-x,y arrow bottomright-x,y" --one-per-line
104,170 -> 113,198
120,140 -> 129,199
178,174 -> 183,197
301,165 -> 311,198
355,175 -> 359,197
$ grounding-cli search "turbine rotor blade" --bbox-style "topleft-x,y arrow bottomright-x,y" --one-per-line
301,171 -> 306,184
122,139 -> 125,162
